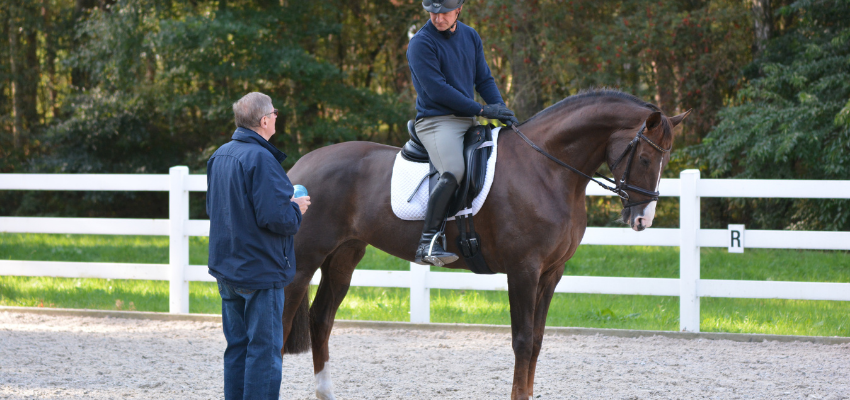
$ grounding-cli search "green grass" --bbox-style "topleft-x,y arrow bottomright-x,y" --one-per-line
1,233 -> 848,336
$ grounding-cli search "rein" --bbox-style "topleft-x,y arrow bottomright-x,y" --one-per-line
510,122 -> 670,208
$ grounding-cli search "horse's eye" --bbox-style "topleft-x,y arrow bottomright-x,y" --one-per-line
639,156 -> 650,167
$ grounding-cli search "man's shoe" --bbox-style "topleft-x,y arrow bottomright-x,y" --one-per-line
413,172 -> 459,266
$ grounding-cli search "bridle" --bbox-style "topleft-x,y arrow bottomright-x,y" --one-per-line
512,122 -> 669,207
511,122 -> 671,208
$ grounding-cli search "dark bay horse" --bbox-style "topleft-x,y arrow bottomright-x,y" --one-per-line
281,90 -> 690,400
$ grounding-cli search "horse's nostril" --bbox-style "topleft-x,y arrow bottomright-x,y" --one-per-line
635,216 -> 652,229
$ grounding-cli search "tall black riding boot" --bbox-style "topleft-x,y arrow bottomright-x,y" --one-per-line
414,172 -> 460,266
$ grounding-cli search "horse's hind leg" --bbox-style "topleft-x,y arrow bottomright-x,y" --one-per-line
310,240 -> 366,400
525,265 -> 565,399
281,260 -> 319,355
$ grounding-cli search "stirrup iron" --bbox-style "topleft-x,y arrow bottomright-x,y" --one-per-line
423,233 -> 448,267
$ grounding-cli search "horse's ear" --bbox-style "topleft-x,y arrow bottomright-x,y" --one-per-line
669,109 -> 692,128
646,111 -> 662,129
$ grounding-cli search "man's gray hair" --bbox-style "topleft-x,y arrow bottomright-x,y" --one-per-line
233,92 -> 273,129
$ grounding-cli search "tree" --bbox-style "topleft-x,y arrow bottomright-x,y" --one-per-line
40,0 -> 408,175
750,0 -> 773,56
688,0 -> 850,230
0,0 -> 773,224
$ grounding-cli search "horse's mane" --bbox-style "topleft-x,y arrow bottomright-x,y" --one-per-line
518,88 -> 672,145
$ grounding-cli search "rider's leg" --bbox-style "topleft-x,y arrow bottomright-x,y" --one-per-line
417,115 -> 470,183
415,171 -> 459,266
412,115 -> 476,266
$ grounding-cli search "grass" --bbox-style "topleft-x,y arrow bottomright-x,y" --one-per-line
1,233 -> 848,336
0,233 -> 219,314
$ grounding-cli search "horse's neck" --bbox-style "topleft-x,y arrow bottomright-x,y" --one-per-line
518,111 -> 626,185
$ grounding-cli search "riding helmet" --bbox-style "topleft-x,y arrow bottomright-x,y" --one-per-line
422,0 -> 464,13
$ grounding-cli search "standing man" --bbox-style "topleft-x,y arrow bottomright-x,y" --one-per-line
407,0 -> 519,266
207,92 -> 310,400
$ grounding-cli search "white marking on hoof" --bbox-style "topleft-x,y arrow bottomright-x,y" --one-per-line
315,363 -> 336,400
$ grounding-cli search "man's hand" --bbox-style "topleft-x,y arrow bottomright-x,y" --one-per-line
479,104 -> 519,126
293,196 -> 311,215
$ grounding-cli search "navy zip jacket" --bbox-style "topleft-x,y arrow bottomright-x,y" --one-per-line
206,127 -> 302,290
407,20 -> 504,119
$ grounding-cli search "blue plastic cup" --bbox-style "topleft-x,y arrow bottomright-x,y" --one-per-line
293,184 -> 308,198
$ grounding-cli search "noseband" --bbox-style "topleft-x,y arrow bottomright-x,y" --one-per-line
511,122 -> 671,208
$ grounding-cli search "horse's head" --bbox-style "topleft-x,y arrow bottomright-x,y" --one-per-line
608,109 -> 690,231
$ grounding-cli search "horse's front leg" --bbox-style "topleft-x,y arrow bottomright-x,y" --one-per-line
525,265 -> 565,398
309,242 -> 365,400
506,266 -> 541,400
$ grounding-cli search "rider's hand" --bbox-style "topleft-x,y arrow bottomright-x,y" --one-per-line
293,196 -> 311,215
479,104 -> 518,126
501,115 -> 519,126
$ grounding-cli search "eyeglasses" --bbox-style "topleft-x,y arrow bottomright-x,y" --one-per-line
260,109 -> 278,124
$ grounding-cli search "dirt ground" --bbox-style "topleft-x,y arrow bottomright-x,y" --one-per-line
0,312 -> 848,399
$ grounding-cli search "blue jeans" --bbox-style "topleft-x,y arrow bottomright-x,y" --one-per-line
217,280 -> 285,400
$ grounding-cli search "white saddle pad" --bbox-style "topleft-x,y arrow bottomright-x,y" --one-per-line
390,127 -> 501,221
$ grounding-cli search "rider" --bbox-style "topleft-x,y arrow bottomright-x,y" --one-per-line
407,0 -> 519,266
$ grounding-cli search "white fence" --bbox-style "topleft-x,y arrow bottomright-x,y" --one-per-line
1,167 -> 849,332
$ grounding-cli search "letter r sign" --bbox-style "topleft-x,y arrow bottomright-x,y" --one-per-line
728,224 -> 745,253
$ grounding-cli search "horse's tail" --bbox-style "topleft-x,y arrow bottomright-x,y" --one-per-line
283,292 -> 311,354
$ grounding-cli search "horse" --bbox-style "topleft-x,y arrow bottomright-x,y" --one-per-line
280,89 -> 690,400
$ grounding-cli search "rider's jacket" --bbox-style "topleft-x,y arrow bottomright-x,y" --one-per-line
206,127 -> 302,290
407,20 -> 504,120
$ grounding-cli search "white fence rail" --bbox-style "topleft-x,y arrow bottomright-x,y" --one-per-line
1,167 -> 849,332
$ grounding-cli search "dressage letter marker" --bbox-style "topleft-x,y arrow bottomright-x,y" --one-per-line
728,224 -> 745,253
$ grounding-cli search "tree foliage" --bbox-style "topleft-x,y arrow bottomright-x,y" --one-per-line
461,0 -> 753,144
688,0 -> 850,230
0,0 -> 844,228
43,0 -> 409,175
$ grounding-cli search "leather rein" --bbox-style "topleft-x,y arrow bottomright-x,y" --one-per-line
510,122 -> 671,208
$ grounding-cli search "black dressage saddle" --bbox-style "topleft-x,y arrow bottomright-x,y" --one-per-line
400,119 -> 497,274
401,120 -> 494,216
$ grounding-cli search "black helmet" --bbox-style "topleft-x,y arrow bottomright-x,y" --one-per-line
422,0 -> 465,14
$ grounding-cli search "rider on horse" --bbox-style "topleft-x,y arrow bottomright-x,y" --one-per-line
407,0 -> 519,266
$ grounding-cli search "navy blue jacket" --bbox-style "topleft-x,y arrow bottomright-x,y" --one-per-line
206,127 -> 302,289
407,20 -> 504,119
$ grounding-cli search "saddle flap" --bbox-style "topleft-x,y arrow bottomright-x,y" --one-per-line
464,124 -> 494,198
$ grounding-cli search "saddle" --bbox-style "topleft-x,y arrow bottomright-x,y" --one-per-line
400,120 -> 496,274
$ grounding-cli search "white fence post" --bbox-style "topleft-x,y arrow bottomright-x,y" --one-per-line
169,166 -> 190,314
679,169 -> 701,332
409,262 -> 430,323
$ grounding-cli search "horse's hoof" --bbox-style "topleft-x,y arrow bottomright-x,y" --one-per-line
315,364 -> 336,400
316,391 -> 336,400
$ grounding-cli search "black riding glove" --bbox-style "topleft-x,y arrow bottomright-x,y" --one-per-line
479,104 -> 519,126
